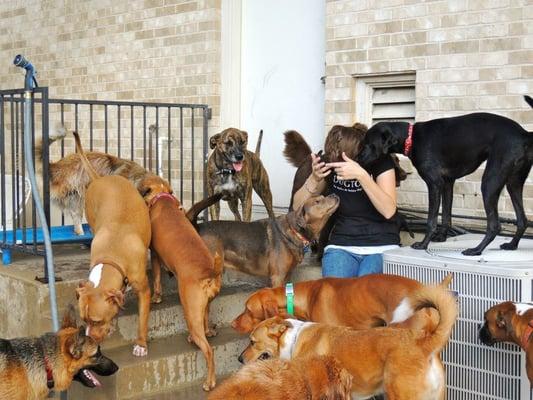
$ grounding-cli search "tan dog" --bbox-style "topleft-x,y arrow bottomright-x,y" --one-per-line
149,191 -> 223,391
35,124 -> 171,235
239,283 -> 458,399
232,273 -> 452,333
207,355 -> 352,400
479,301 -> 533,383
207,128 -> 274,221
73,132 -> 152,357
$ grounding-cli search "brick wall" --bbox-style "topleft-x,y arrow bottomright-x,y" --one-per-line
325,0 -> 533,229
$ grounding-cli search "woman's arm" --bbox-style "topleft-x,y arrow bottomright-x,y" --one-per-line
292,153 -> 329,210
327,152 -> 397,219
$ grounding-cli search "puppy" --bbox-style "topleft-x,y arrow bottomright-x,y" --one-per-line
207,128 -> 274,221
181,193 -> 339,287
35,124 -> 171,235
479,301 -> 533,383
149,191 -> 223,391
239,283 -> 458,399
0,309 -> 118,400
358,96 -> 533,255
232,273 -> 452,334
207,355 -> 352,400
72,131 -> 152,357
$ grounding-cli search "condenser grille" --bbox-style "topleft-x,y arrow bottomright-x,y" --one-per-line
384,260 -> 531,400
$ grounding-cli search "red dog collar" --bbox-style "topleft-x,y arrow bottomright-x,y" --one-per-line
149,192 -> 178,208
44,355 -> 55,389
290,226 -> 310,247
404,124 -> 414,157
521,320 -> 533,350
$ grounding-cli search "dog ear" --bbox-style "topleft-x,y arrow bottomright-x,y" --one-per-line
76,281 -> 93,300
61,304 -> 79,329
267,318 -> 291,337
106,289 -> 125,309
262,301 -> 279,319
209,133 -> 221,149
381,130 -> 398,153
67,328 -> 88,360
241,130 -> 248,147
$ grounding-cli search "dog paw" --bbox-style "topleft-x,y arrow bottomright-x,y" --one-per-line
151,294 -> 162,304
206,327 -> 217,338
462,248 -> 481,256
132,344 -> 148,357
74,225 -> 85,235
187,334 -> 193,344
411,241 -> 428,250
500,242 -> 517,251
431,232 -> 447,242
202,379 -> 216,392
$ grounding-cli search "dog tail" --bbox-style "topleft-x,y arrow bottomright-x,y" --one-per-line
73,131 -> 100,182
283,130 -> 312,168
438,273 -> 453,289
411,282 -> 458,354
34,123 -> 67,173
525,95 -> 533,108
255,129 -> 264,157
186,193 -> 223,226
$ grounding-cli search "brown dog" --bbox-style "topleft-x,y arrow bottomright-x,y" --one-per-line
0,309 -> 118,400
182,193 -> 340,287
239,283 -> 458,399
232,273 -> 452,334
36,124 -> 171,235
149,191 -> 223,391
207,355 -> 352,400
479,301 -> 533,383
72,132 -> 152,357
207,128 -> 274,221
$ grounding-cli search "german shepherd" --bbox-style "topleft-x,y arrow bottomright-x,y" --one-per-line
0,309 -> 118,400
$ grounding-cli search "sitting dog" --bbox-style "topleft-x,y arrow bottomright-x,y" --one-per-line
181,192 -> 340,287
0,309 -> 118,400
231,273 -> 452,333
72,132 -> 152,357
35,124 -> 171,235
207,355 -> 352,400
358,95 -> 533,255
207,128 -> 274,221
479,301 -> 533,383
239,283 -> 458,399
149,191 -> 223,391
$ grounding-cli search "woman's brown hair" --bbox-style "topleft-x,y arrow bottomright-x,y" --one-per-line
323,123 -> 368,163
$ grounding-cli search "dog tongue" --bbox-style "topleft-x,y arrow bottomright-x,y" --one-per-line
232,161 -> 243,172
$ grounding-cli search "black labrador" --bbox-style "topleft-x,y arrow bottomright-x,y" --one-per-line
358,95 -> 533,256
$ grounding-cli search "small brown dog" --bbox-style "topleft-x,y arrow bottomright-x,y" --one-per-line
479,301 -> 533,383
149,191 -> 223,391
240,283 -> 458,399
0,309 -> 118,400
72,131 -> 152,357
207,128 -> 274,221
183,193 -> 340,287
231,274 -> 452,334
207,355 -> 352,400
36,124 -> 171,235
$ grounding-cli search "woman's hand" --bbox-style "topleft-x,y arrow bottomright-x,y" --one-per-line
327,152 -> 368,181
310,153 -> 331,183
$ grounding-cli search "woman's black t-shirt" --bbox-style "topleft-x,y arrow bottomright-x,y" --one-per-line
328,156 -> 400,246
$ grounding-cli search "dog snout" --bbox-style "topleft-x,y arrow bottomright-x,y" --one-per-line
235,153 -> 244,161
478,322 -> 494,346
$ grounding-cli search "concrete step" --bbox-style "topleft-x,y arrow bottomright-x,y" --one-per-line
68,327 -> 247,400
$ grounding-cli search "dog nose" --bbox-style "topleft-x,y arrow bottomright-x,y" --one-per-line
238,354 -> 244,364
235,153 -> 244,161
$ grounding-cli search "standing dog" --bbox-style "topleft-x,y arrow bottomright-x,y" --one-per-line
35,124 -> 171,235
231,273 -> 452,334
479,301 -> 533,383
358,96 -> 533,255
207,128 -> 274,221
207,355 -> 352,400
0,310 -> 118,400
149,192 -> 223,391
72,132 -> 152,357
239,283 -> 458,399
182,193 -> 340,287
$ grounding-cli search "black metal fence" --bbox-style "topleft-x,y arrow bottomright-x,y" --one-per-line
0,86 -> 210,276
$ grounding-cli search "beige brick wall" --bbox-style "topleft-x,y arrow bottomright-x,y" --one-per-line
326,0 -> 533,231
0,0 -> 221,207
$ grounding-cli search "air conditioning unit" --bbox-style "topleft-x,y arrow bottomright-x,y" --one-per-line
383,234 -> 533,400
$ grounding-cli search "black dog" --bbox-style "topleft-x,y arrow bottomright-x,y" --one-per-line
359,95 -> 533,256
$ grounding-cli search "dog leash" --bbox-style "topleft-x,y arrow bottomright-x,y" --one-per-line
91,260 -> 129,291
42,349 -> 54,389
403,123 -> 414,157
285,283 -> 295,316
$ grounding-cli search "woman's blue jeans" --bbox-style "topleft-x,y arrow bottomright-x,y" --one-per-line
322,247 -> 383,278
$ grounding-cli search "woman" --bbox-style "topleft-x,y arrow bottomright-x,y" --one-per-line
292,124 -> 399,277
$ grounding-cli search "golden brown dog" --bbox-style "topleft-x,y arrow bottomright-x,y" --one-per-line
208,355 -> 352,400
240,283 -> 458,399
149,191 -> 223,391
183,193 -> 339,287
35,124 -> 171,235
207,128 -> 274,221
232,273 -> 452,334
0,309 -> 118,400
479,301 -> 533,383
72,132 -> 152,357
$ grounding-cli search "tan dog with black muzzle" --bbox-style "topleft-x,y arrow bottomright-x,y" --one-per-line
207,128 -> 274,221
479,301 -> 533,384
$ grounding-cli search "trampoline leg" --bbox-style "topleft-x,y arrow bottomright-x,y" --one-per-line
1,249 -> 12,265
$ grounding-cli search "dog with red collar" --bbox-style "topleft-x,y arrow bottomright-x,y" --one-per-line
479,301 -> 533,383
182,193 -> 340,287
